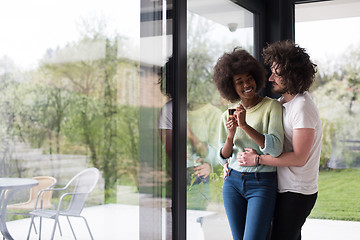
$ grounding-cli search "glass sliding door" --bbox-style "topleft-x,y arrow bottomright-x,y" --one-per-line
0,0 -> 175,239
186,1 -> 254,239
139,0 -> 174,239
295,1 -> 360,238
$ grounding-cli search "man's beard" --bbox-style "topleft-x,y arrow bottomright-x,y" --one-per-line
271,85 -> 287,95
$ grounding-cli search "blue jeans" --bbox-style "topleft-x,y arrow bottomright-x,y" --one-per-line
223,169 -> 277,240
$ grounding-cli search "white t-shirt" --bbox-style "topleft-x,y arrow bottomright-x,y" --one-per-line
158,100 -> 173,130
277,92 -> 322,195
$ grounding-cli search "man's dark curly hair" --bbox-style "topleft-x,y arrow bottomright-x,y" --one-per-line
262,40 -> 317,95
213,47 -> 266,102
158,56 -> 174,99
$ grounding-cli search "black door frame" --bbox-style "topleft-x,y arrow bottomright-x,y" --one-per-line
172,0 -> 187,239
171,0 -> 327,239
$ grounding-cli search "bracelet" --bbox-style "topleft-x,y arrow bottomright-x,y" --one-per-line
256,154 -> 261,166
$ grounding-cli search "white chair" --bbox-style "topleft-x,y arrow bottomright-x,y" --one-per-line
6,176 -> 57,235
26,168 -> 100,240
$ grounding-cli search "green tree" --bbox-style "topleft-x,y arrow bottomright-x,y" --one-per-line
312,45 -> 360,169
0,56 -> 26,176
38,33 -> 140,202
101,38 -> 119,202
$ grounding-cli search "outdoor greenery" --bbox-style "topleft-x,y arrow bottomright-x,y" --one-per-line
312,46 -> 360,170
1,11 -> 360,220
0,21 -> 140,203
310,169 -> 360,221
185,35 -> 360,216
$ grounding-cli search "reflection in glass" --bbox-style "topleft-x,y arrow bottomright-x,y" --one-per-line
295,2 -> 360,226
0,0 -> 159,239
140,0 -> 173,239
187,1 -> 254,239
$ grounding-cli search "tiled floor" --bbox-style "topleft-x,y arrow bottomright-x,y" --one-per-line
2,204 -> 360,240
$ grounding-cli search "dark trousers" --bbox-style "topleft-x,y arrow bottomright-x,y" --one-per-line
270,191 -> 317,240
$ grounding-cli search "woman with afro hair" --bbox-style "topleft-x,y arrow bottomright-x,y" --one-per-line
213,47 -> 284,240
238,40 -> 321,240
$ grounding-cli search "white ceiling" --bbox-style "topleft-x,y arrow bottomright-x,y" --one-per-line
296,0 -> 360,22
188,0 -> 253,30
188,0 -> 360,27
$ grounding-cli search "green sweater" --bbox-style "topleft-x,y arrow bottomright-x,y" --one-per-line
187,103 -> 222,167
218,97 -> 284,172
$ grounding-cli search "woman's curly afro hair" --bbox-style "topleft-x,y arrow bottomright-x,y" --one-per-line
213,47 -> 266,102
262,40 -> 317,95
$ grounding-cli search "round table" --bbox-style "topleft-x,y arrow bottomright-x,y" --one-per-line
0,178 -> 38,240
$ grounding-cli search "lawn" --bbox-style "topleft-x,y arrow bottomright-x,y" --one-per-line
309,168 -> 360,221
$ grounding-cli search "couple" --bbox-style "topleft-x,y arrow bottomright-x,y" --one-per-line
214,40 -> 322,240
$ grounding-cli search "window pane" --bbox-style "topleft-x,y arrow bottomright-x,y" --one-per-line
0,0 -> 170,239
141,0 -> 173,239
296,1 -> 360,238
186,1 -> 254,239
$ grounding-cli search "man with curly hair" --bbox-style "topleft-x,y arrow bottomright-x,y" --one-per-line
238,40 -> 322,240
214,47 -> 284,240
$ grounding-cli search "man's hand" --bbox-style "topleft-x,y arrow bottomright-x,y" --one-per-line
238,148 -> 257,166
194,159 -> 210,178
223,160 -> 230,179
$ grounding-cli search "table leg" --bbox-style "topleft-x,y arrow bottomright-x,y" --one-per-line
0,189 -> 23,240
